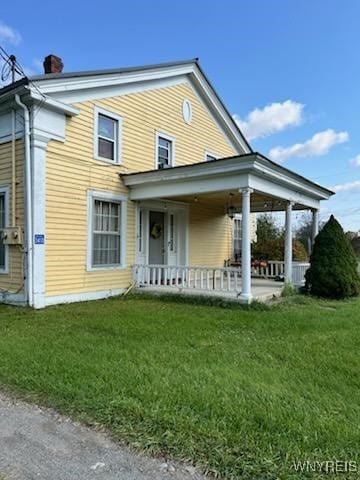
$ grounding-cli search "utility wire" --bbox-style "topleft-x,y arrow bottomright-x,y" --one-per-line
0,44 -> 47,119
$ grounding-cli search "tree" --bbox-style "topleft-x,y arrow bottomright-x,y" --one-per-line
294,212 -> 324,255
253,214 -> 308,262
305,215 -> 360,299
256,214 -> 282,243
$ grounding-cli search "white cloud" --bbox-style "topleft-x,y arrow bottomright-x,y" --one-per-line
0,20 -> 21,45
332,180 -> 360,193
349,154 -> 360,167
233,100 -> 304,140
268,129 -> 349,163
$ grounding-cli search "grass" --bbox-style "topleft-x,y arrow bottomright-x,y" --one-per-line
0,293 -> 360,479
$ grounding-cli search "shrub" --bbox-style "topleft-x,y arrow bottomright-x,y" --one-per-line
305,215 -> 360,299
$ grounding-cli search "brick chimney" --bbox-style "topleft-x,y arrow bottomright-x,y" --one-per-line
43,54 -> 63,74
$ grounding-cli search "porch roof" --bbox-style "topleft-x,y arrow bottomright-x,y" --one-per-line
121,152 -> 334,210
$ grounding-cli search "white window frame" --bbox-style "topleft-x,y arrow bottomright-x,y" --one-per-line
93,106 -> 123,164
0,186 -> 9,274
204,150 -> 219,162
155,131 -> 175,169
86,190 -> 127,271
233,213 -> 242,259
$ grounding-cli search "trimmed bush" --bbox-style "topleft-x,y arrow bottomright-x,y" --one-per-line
305,215 -> 360,299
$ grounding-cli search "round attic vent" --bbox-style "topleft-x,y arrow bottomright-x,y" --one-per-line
182,99 -> 192,124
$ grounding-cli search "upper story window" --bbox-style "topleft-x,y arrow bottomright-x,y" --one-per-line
0,187 -> 8,272
156,133 -> 175,169
94,107 -> 122,164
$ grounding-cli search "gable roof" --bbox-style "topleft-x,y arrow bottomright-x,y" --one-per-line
0,59 -> 252,154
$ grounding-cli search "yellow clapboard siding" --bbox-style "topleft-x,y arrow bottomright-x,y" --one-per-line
188,202 -> 233,267
0,140 -> 25,293
45,81 -> 236,297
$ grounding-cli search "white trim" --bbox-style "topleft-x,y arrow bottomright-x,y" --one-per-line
123,154 -> 331,207
136,200 -> 189,267
0,291 -> 26,306
31,134 -> 48,309
155,131 -> 176,169
28,62 -> 250,154
182,99 -> 192,124
93,106 -> 123,164
45,288 -> 125,307
0,110 -> 24,144
204,150 -> 219,162
0,185 -> 10,274
86,190 -> 128,271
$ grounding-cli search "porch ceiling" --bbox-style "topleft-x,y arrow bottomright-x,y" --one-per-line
168,190 -> 309,212
121,152 -> 334,210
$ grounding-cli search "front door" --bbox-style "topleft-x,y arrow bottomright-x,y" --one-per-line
149,211 -> 165,265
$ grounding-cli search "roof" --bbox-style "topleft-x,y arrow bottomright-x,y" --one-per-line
27,58 -> 199,81
119,153 -> 334,204
0,77 -> 28,96
123,152 -> 335,195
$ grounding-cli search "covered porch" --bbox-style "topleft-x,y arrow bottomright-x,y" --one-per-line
122,153 -> 333,303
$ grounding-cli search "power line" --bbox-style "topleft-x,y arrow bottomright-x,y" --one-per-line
0,44 -> 47,119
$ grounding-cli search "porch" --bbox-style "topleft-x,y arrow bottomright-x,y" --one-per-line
133,261 -> 309,302
122,153 -> 333,303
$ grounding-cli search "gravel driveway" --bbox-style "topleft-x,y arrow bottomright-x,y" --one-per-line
0,392 -> 206,480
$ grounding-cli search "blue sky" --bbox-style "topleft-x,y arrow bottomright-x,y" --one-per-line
1,0 -> 359,230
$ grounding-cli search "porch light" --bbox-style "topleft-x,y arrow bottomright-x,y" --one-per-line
226,193 -> 236,219
227,205 -> 236,219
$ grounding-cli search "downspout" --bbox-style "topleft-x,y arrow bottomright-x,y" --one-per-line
11,110 -> 16,227
14,94 -> 33,307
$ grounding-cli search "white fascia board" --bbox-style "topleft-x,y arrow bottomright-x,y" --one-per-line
252,158 -> 333,201
249,174 -> 321,210
29,89 -> 79,116
32,64 -> 196,95
123,157 -> 254,187
127,174 -> 250,200
123,153 -> 331,206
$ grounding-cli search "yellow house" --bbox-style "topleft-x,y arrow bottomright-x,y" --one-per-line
0,56 -> 333,308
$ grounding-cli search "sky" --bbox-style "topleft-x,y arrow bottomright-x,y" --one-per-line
0,0 -> 359,231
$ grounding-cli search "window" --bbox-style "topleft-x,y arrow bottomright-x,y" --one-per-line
233,215 -> 242,260
0,188 -> 8,272
87,191 -> 127,270
94,107 -> 122,163
169,213 -> 176,252
205,151 -> 218,162
156,133 -> 174,169
138,209 -> 144,253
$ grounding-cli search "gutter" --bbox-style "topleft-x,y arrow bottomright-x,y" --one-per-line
14,94 -> 33,307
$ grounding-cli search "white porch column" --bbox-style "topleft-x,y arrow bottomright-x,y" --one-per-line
284,201 -> 294,283
239,187 -> 253,303
311,208 -> 319,246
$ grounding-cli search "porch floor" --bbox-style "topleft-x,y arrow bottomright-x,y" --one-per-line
135,278 -> 284,303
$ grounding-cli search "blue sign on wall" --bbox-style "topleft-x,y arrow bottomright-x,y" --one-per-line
34,234 -> 45,245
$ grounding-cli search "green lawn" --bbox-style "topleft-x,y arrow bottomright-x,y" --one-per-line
0,293 -> 359,479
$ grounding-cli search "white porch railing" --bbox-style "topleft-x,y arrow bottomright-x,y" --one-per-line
252,260 -> 309,285
133,261 -> 310,292
133,264 -> 243,293
291,262 -> 310,286
252,260 -> 284,278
